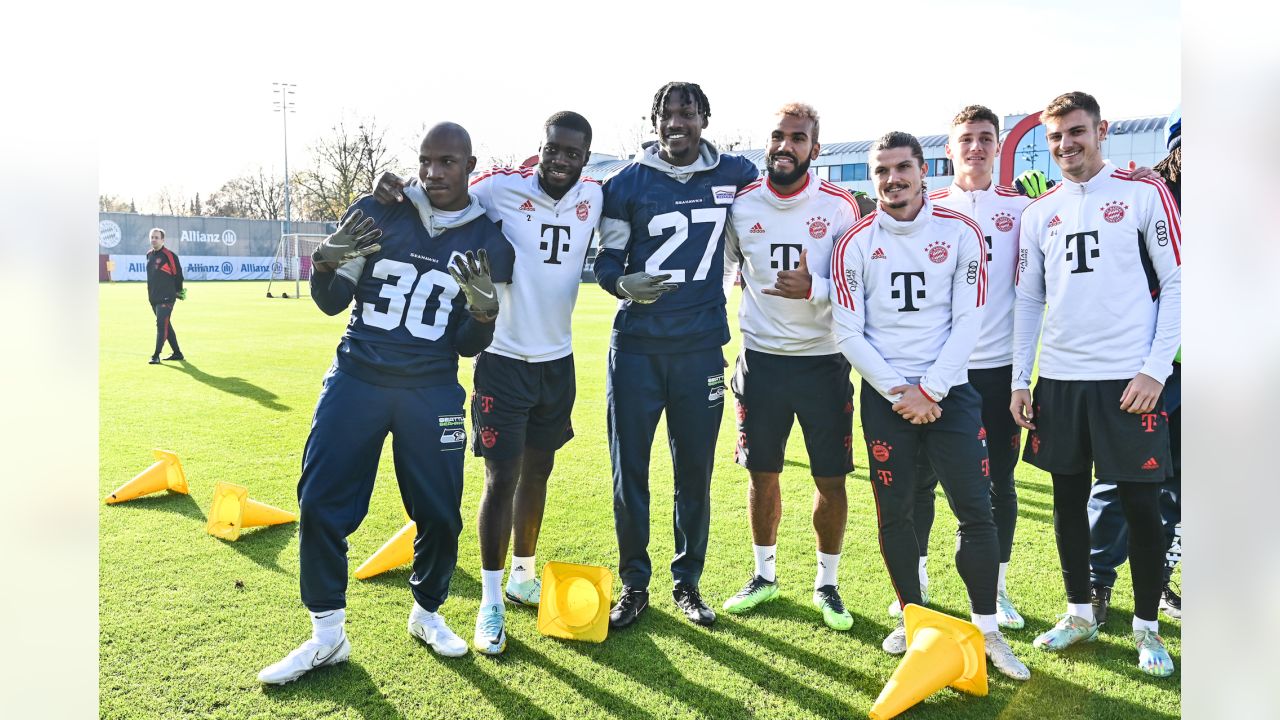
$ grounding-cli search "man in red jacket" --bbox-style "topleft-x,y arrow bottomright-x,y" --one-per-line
145,228 -> 185,364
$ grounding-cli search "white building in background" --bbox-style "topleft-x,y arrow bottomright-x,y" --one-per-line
582,113 -> 1172,195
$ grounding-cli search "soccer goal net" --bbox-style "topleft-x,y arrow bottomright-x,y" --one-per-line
266,234 -> 326,298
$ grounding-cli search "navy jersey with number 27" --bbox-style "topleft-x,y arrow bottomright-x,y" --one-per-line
595,147 -> 759,354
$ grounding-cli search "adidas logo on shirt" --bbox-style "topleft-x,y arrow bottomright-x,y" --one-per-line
1048,215 -> 1062,228
870,247 -> 886,260
518,199 -> 535,212
1142,457 -> 1160,470
749,222 -> 765,234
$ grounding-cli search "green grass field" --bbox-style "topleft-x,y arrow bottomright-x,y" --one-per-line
99,281 -> 1179,719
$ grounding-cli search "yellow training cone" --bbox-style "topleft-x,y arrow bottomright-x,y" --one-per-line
537,561 -> 611,643
868,604 -> 988,720
105,449 -> 189,504
354,521 -> 416,579
205,481 -> 296,541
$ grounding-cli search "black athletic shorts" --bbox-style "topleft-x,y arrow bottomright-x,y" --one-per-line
470,351 -> 575,460
730,348 -> 854,477
1023,377 -> 1172,483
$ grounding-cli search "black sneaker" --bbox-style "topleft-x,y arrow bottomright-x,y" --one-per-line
609,586 -> 649,629
148,356 -> 161,365
673,583 -> 715,626
163,353 -> 185,361
1160,581 -> 1181,619
1091,584 -> 1112,626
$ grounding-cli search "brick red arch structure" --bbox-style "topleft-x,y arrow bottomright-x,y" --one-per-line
1000,113 -> 1043,183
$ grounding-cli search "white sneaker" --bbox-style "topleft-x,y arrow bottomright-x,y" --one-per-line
882,618 -> 908,655
984,631 -> 1031,681
257,634 -> 351,685
408,606 -> 468,657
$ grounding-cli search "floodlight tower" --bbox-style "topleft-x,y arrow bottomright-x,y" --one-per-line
272,82 -> 297,234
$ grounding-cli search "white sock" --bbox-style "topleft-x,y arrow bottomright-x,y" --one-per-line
1133,616 -> 1159,633
998,562 -> 1009,594
754,544 -> 777,582
310,608 -> 345,645
816,551 -> 840,588
481,568 -> 505,607
1067,603 -> 1095,625
410,602 -> 434,622
919,556 -> 929,589
972,613 -> 998,635
510,555 -> 536,585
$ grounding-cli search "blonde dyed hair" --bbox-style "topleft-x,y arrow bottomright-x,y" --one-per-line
777,102 -> 820,143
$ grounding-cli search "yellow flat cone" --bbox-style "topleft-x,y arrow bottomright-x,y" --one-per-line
354,521 -> 416,579
537,561 -> 611,643
868,604 -> 988,720
105,449 -> 188,504
205,481 -> 296,541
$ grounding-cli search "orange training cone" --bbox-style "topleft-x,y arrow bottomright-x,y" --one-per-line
354,521 -> 416,579
205,481 -> 296,541
537,561 -> 612,643
868,604 -> 988,720
105,449 -> 189,504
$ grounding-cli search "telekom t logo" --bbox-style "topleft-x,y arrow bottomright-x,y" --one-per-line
1065,231 -> 1100,273
876,469 -> 894,486
890,272 -> 926,312
1141,413 -> 1159,432
540,224 -> 571,265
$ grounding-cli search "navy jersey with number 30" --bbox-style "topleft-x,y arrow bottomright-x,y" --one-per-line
329,195 -> 514,387
596,151 -> 758,353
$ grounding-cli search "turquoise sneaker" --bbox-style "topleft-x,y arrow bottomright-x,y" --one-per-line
1135,629 -> 1175,677
505,577 -> 541,607
473,603 -> 507,656
812,585 -> 853,631
1033,613 -> 1098,651
996,589 -> 1025,630
887,587 -> 929,618
722,575 -> 778,614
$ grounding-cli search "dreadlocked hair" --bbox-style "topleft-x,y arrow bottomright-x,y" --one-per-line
650,82 -> 711,131
1152,145 -> 1181,207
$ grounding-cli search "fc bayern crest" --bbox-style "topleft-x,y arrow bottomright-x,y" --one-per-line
807,216 -> 829,239
993,212 -> 1014,233
870,440 -> 892,462
1102,200 -> 1128,224
576,200 -> 590,221
926,241 -> 950,264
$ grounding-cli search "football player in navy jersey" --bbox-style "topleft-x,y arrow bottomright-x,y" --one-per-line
373,112 -> 602,656
259,123 -> 515,684
594,82 -> 760,628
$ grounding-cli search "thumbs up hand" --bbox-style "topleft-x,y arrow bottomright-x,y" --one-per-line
761,248 -> 813,299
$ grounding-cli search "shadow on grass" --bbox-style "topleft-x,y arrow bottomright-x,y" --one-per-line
988,662 -> 1180,719
432,651 -> 557,720
565,612 -> 751,719
102,491 -> 203,522
502,637 -> 655,719
218,522 -> 296,574
658,609 -> 864,719
164,361 -> 290,411
262,659 -> 407,720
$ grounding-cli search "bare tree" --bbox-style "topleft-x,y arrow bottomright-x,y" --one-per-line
616,116 -> 652,158
707,127 -> 756,153
293,117 -> 397,221
99,194 -> 132,212
153,186 -> 189,216
205,168 -> 288,219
